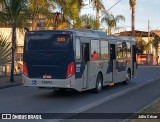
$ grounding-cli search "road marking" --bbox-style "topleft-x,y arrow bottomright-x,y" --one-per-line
49,78 -> 160,122
139,65 -> 160,68
147,79 -> 154,82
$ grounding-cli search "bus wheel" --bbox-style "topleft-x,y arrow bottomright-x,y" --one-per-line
123,70 -> 131,85
93,74 -> 102,93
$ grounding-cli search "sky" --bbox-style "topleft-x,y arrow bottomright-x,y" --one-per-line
81,0 -> 160,32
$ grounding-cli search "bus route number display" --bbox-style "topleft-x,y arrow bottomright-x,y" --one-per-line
56,37 -> 66,42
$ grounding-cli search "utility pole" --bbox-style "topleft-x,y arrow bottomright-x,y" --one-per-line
147,20 -> 150,64
148,20 -> 150,44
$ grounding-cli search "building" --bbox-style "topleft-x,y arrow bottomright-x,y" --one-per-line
119,30 -> 160,65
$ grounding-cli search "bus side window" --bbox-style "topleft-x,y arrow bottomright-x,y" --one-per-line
117,42 -> 123,58
91,40 -> 100,60
100,41 -> 109,59
91,51 -> 98,60
75,39 -> 81,61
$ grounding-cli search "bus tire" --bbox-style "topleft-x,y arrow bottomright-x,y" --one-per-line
123,69 -> 131,85
93,74 -> 103,93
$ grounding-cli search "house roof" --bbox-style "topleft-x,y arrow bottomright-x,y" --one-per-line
119,30 -> 151,37
151,31 -> 160,37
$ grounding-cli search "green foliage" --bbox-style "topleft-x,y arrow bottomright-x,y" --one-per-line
152,36 -> 160,50
80,14 -> 98,29
136,37 -> 147,54
0,0 -> 29,81
151,36 -> 160,65
0,0 -> 29,27
29,0 -> 54,30
101,12 -> 125,34
89,0 -> 105,29
0,34 -> 11,65
89,0 -> 105,11
55,0 -> 84,28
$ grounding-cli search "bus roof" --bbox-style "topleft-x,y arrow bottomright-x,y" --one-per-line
28,29 -> 136,42
67,29 -> 136,42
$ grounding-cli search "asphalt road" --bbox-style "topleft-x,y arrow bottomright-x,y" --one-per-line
1,66 -> 160,122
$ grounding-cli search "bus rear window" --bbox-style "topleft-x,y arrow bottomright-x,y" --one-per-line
26,34 -> 70,51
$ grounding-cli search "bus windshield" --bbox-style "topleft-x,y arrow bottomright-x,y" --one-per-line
26,34 -> 70,51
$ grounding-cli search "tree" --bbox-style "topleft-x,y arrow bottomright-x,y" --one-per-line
55,0 -> 84,28
152,36 -> 160,65
89,0 -> 105,29
0,34 -> 11,66
136,38 -> 147,64
136,38 -> 146,54
0,0 -> 28,82
29,0 -> 53,30
101,13 -> 125,35
80,14 -> 99,29
129,0 -> 136,37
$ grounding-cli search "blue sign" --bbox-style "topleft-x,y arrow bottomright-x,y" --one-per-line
32,80 -> 37,85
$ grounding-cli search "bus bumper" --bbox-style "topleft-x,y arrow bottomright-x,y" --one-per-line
22,74 -> 81,91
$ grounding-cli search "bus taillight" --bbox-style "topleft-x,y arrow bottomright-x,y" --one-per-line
66,62 -> 75,79
23,62 -> 29,77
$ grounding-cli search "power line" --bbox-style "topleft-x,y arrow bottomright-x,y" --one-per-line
99,0 -> 123,30
155,26 -> 160,30
118,22 -> 131,28
106,0 -> 122,12
100,0 -> 122,18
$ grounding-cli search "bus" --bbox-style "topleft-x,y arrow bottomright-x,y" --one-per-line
22,29 -> 137,93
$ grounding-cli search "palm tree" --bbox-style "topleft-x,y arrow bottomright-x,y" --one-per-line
101,13 -> 125,35
129,0 -> 136,37
0,0 -> 28,82
152,36 -> 160,65
55,0 -> 84,28
80,14 -> 98,29
0,34 -> 11,66
29,0 -> 53,30
89,0 -> 105,29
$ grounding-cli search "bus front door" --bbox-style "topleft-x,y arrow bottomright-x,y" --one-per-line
110,44 -> 116,84
82,43 -> 90,89
132,45 -> 137,77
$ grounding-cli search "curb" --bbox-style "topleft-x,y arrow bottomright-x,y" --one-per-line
0,83 -> 22,89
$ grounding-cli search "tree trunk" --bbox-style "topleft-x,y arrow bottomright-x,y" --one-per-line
96,9 -> 100,29
140,53 -> 142,64
32,14 -> 38,31
131,6 -> 135,37
10,25 -> 16,82
156,48 -> 159,65
108,27 -> 111,35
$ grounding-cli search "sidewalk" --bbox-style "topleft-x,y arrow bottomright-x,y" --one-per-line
0,74 -> 22,89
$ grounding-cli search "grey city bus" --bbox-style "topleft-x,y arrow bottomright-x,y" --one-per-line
22,29 -> 137,93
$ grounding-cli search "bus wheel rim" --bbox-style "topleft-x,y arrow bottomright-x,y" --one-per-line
126,72 -> 130,80
98,79 -> 102,90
